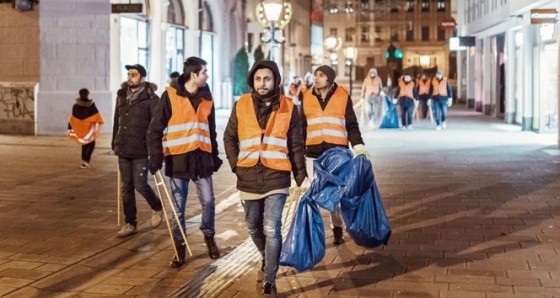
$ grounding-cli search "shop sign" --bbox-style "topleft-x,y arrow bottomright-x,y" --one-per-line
530,9 -> 557,24
439,17 -> 457,29
111,4 -> 143,13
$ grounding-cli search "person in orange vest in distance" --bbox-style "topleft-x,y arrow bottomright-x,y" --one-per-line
223,60 -> 307,297
360,67 -> 383,129
147,57 -> 222,268
394,74 -> 419,130
300,65 -> 369,246
416,73 -> 432,119
430,70 -> 453,130
67,88 -> 104,169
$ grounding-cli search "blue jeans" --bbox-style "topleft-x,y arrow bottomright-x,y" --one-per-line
118,157 -> 162,226
400,98 -> 414,127
169,176 -> 216,245
432,96 -> 448,125
242,194 -> 287,284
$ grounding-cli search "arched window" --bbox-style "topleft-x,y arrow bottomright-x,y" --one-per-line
167,0 -> 184,26
201,1 -> 214,32
166,0 -> 186,76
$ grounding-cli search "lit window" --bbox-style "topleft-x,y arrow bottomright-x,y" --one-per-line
437,0 -> 446,11
421,0 -> 429,12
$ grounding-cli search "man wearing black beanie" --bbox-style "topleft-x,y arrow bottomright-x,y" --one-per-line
300,64 -> 370,245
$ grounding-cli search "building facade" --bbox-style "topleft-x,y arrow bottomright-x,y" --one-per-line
457,0 -> 559,145
323,0 -> 454,88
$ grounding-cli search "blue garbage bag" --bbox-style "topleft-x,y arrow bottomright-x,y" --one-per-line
279,194 -> 326,272
379,96 -> 399,129
341,155 -> 391,248
309,147 -> 353,212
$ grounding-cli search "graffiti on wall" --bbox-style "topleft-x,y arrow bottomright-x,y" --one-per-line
0,83 -> 35,121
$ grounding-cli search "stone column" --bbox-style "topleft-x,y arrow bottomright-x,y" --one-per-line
521,24 -> 533,131
37,0 -> 111,135
505,29 -> 516,124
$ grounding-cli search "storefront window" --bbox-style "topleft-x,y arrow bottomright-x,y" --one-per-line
120,17 -> 149,82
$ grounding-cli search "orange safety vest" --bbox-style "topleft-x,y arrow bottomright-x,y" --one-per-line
398,80 -> 415,99
417,79 -> 430,95
431,77 -> 449,96
162,86 -> 213,156
363,76 -> 381,97
303,86 -> 349,146
236,94 -> 293,171
68,113 -> 104,145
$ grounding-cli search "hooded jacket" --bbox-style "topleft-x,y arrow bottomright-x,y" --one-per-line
68,98 -> 104,144
147,74 -> 221,181
223,60 -> 307,194
300,83 -> 364,159
112,82 -> 159,159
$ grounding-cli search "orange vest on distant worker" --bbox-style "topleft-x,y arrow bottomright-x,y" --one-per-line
302,86 -> 349,146
398,80 -> 415,99
236,94 -> 293,171
417,79 -> 430,95
431,77 -> 449,96
162,86 -> 213,156
363,76 -> 381,97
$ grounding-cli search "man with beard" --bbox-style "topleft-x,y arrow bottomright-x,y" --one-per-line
112,64 -> 163,238
223,60 -> 307,297
148,57 -> 222,268
300,65 -> 369,245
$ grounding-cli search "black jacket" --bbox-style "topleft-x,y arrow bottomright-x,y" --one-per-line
300,83 -> 364,159
147,75 -> 221,181
112,82 -> 159,159
223,60 -> 307,193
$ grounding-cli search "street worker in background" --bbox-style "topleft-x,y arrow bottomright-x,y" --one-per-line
112,64 -> 163,239
416,73 -> 431,120
300,64 -> 369,246
148,57 -> 222,268
223,60 -> 307,297
67,88 -> 104,169
169,71 -> 180,86
394,74 -> 419,130
360,67 -> 383,129
431,70 -> 454,130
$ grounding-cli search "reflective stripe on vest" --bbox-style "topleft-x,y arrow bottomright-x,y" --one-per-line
236,94 -> 293,171
417,79 -> 430,95
398,80 -> 415,99
303,87 -> 348,146
162,86 -> 213,156
431,77 -> 448,96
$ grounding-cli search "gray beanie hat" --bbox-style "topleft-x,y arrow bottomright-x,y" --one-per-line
315,65 -> 336,84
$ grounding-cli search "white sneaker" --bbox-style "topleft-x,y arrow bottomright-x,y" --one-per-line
151,210 -> 162,228
442,122 -> 447,129
401,126 -> 407,130
435,126 -> 442,131
407,125 -> 413,130
81,161 -> 92,169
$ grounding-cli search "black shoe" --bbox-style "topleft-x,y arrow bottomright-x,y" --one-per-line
204,235 -> 221,259
262,282 -> 277,297
170,244 -> 186,268
333,227 -> 345,245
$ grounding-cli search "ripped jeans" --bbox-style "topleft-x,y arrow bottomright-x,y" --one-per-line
242,194 -> 287,284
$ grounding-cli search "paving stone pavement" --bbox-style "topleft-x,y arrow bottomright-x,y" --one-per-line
1,107 -> 559,298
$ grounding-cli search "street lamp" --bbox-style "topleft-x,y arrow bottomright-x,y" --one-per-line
324,36 -> 342,68
255,0 -> 293,62
344,46 -> 357,94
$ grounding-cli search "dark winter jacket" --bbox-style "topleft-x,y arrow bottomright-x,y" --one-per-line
147,74 -> 221,181
223,60 -> 307,193
300,83 -> 364,159
112,82 -> 159,159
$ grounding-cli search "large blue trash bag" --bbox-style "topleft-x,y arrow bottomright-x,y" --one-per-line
379,96 -> 399,129
340,155 -> 391,248
279,194 -> 326,272
309,147 -> 353,212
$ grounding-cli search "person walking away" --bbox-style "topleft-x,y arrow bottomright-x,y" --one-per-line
360,68 -> 383,129
394,74 -> 418,130
223,60 -> 307,297
67,88 -> 104,169
416,74 -> 431,119
112,64 -> 163,238
430,70 -> 453,130
148,57 -> 222,268
300,65 -> 370,246
169,71 -> 180,86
